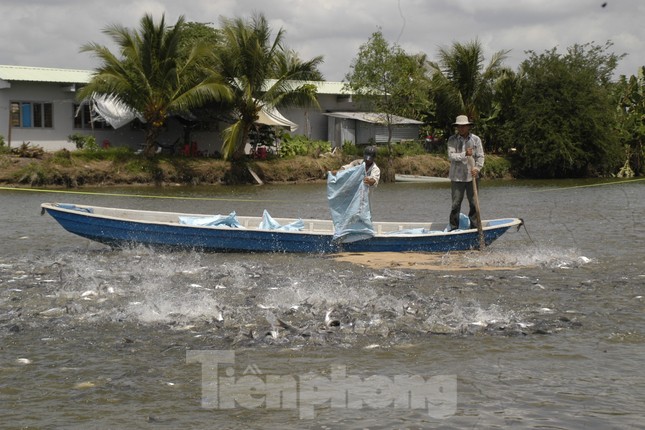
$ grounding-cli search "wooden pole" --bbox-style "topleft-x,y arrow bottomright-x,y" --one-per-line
468,156 -> 485,250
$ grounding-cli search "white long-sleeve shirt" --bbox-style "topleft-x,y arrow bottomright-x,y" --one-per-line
447,133 -> 485,182
340,160 -> 381,187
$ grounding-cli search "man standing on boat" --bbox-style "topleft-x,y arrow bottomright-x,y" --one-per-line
334,145 -> 381,187
328,146 -> 380,241
447,115 -> 485,230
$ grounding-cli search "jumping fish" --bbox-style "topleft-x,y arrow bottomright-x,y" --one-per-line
324,309 -> 340,328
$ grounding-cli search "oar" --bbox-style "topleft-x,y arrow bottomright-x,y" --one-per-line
467,156 -> 485,251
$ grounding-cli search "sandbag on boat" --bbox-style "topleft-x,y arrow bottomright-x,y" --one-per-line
327,165 -> 375,243
178,212 -> 244,228
259,210 -> 304,231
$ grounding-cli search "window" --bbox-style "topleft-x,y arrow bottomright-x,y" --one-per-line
10,101 -> 53,128
73,103 -> 111,130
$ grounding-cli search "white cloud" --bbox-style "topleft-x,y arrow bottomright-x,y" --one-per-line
0,0 -> 642,80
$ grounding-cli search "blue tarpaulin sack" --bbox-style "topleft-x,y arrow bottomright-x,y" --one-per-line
327,165 -> 375,243
459,213 -> 471,229
57,203 -> 93,213
259,210 -> 304,231
178,212 -> 244,228
443,213 -> 471,231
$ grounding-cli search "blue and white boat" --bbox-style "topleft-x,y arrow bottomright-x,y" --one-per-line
41,203 -> 522,253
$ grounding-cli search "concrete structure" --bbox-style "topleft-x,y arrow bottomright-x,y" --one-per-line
323,111 -> 423,148
0,65 -> 423,154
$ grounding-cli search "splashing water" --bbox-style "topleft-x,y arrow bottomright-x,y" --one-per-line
464,245 -> 593,269
0,244 -> 588,348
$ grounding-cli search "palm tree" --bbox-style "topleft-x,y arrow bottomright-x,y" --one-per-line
77,14 -> 231,157
428,39 -> 509,132
214,13 -> 324,160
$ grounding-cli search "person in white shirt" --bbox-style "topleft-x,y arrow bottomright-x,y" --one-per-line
447,115 -> 485,230
334,145 -> 381,187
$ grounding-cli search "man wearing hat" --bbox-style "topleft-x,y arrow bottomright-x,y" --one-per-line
447,115 -> 485,230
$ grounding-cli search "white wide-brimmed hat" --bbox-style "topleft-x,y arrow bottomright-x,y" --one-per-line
453,115 -> 473,125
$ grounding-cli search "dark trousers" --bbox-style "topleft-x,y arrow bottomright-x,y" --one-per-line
449,180 -> 479,230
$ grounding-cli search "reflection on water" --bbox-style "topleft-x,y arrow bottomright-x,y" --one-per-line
0,179 -> 644,428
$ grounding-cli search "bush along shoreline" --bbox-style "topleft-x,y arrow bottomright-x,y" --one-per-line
0,141 -> 516,188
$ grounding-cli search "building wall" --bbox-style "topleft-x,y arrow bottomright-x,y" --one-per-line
373,125 -> 421,143
0,81 -> 226,154
0,81 -> 143,151
0,78 -> 372,153
0,81 -> 77,151
280,93 -> 356,142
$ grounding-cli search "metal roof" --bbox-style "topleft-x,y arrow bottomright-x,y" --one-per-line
308,81 -> 351,95
0,65 -> 93,83
324,111 -> 423,125
0,65 -> 350,93
263,79 -> 351,95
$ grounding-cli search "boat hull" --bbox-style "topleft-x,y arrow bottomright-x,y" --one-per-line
41,203 -> 521,254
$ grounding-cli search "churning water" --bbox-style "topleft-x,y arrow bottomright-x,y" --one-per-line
1,178 -> 644,428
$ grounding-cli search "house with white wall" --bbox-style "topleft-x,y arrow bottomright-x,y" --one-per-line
0,65 -> 423,154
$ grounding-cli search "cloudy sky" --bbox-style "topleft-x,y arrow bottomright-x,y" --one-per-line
1,0 -> 643,81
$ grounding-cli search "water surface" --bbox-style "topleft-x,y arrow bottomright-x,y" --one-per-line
1,178 -> 643,428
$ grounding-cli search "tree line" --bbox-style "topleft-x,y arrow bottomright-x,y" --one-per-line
78,13 -> 322,161
346,31 -> 643,178
80,13 -> 643,178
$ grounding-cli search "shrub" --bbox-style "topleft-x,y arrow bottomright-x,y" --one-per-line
341,140 -> 426,159
73,146 -> 132,162
481,155 -> 512,179
340,142 -> 360,158
52,149 -> 73,166
67,133 -> 97,150
278,134 -> 331,158
390,140 -> 426,157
